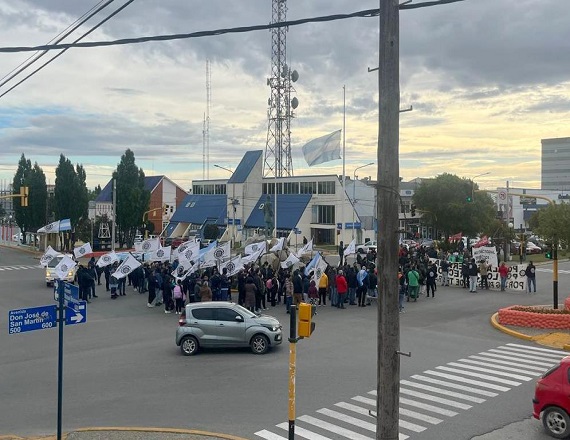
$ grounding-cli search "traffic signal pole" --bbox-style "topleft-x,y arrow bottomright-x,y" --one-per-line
553,244 -> 559,309
288,305 -> 297,440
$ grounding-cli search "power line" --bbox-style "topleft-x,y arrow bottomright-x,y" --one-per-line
0,0 -> 137,99
0,1 -> 466,54
0,0 -> 115,88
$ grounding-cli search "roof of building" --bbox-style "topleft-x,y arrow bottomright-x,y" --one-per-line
245,194 -> 312,230
228,150 -> 263,184
96,175 -> 165,203
169,194 -> 227,225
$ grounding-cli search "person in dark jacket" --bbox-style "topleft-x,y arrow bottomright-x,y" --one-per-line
525,261 -> 536,293
426,263 -> 437,297
461,260 -> 469,289
468,258 -> 479,292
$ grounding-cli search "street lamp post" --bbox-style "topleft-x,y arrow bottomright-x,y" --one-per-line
214,164 -> 237,248
471,172 -> 491,201
352,162 -> 375,240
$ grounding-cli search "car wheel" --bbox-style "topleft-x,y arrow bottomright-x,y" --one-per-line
180,335 -> 199,356
543,406 -> 570,439
250,334 -> 269,355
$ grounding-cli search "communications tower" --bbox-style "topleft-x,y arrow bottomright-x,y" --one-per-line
263,0 -> 299,178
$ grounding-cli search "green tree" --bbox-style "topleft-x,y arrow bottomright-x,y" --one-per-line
12,155 -> 48,242
113,149 -> 150,247
88,184 -> 102,201
413,173 -> 496,239
534,203 -> 570,249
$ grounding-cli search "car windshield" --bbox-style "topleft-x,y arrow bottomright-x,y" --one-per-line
232,304 -> 258,318
48,256 -> 64,268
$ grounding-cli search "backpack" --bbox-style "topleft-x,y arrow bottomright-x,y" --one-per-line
266,278 -> 272,290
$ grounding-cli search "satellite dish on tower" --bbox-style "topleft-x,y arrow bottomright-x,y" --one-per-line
291,97 -> 299,109
291,70 -> 299,82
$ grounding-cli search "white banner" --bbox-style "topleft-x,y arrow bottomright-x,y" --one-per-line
54,255 -> 77,280
96,251 -> 119,268
270,237 -> 285,252
213,241 -> 231,261
140,238 -> 160,253
151,246 -> 171,262
472,246 -> 498,267
311,257 -> 328,286
430,258 -> 526,291
220,255 -> 243,276
281,252 -> 300,269
112,254 -> 142,279
177,241 -> 200,264
73,242 -> 93,259
296,239 -> 313,257
40,245 -> 59,267
343,239 -> 356,256
245,241 -> 267,256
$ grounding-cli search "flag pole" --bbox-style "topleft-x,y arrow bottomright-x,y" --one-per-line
341,85 -> 346,249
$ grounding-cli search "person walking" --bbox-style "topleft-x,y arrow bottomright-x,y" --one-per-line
406,266 -> 420,302
173,279 -> 185,314
525,261 -> 537,293
499,262 -> 509,291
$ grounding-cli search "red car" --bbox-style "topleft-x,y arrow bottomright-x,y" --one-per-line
533,356 -> 570,438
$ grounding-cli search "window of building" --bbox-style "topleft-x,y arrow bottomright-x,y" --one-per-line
283,182 -> 299,194
193,185 -> 203,195
318,181 -> 335,194
203,184 -> 215,195
262,182 -> 283,194
215,184 -> 227,195
300,181 -> 317,194
311,205 -> 335,224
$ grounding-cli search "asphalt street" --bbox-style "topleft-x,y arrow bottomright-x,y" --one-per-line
1,245 -> 569,440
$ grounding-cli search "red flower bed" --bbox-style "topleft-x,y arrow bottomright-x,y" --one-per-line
498,305 -> 570,329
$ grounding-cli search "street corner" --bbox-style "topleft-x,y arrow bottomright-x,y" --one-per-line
531,332 -> 570,351
490,312 -> 533,341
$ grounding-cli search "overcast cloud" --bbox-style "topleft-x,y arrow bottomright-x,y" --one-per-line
0,0 -> 568,191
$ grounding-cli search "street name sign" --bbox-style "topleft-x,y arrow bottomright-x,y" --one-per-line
9,305 -> 57,334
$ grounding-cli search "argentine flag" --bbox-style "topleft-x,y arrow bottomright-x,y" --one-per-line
301,130 -> 342,167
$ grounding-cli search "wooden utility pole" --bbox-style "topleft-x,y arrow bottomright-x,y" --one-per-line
377,0 -> 400,439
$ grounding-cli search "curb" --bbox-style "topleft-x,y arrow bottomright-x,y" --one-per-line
0,244 -> 42,256
70,427 -> 250,440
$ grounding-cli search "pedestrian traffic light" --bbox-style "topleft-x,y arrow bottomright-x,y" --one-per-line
545,247 -> 553,260
298,303 -> 316,338
411,204 -> 416,217
20,186 -> 29,207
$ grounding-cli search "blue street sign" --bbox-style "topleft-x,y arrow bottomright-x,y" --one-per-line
65,301 -> 87,326
337,223 -> 343,230
9,305 -> 57,334
228,219 -> 241,225
54,281 -> 79,302
345,222 -> 362,230
293,228 -> 302,234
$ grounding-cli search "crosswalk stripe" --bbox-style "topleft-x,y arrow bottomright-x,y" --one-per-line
480,351 -> 555,367
399,407 -> 443,425
255,429 -> 287,440
468,355 -> 548,372
400,380 -> 486,403
489,348 -> 562,363
276,422 -> 332,440
446,362 -> 534,381
352,395 -> 376,406
435,366 -> 522,386
317,408 -> 378,432
297,415 -> 377,440
410,374 -> 498,397
506,343 -> 568,355
399,397 -> 458,417
394,388 -> 472,410
424,370 -> 511,391
458,358 -> 545,375
495,346 -> 566,360
334,402 -> 426,433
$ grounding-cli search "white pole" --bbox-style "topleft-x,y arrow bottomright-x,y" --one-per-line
341,85 -> 346,245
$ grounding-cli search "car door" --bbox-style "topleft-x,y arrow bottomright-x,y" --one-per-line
213,307 -> 247,346
189,308 -> 219,346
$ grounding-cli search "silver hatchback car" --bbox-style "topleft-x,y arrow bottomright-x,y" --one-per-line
176,302 -> 283,355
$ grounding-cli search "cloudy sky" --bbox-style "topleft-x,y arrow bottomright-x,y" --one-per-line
0,0 -> 568,192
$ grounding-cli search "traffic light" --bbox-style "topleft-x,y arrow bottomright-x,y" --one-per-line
20,186 -> 29,207
466,195 -> 473,203
545,247 -> 553,260
411,204 -> 416,217
298,303 -> 316,338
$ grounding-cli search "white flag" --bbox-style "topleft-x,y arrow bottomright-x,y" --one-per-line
54,255 -> 77,280
40,245 -> 59,267
112,254 -> 142,279
151,246 -> 171,262
281,252 -> 300,269
96,251 -> 119,268
242,247 -> 264,264
73,242 -> 93,259
269,237 -> 285,252
177,241 -> 200,264
245,241 -> 266,256
343,239 -> 356,256
140,237 -> 160,253
311,257 -> 329,286
302,130 -> 342,167
172,261 -> 194,281
213,241 -> 231,261
296,239 -> 313,257
220,255 -> 243,276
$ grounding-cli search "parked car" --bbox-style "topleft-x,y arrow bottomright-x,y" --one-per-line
511,241 -> 543,255
533,356 -> 570,438
176,302 -> 283,356
356,240 -> 377,254
45,254 -> 77,287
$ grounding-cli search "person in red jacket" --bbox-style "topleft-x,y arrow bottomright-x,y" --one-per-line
335,270 -> 348,309
499,262 -> 509,291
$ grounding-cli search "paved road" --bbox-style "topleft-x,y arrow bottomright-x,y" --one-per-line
1,246 -> 569,440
